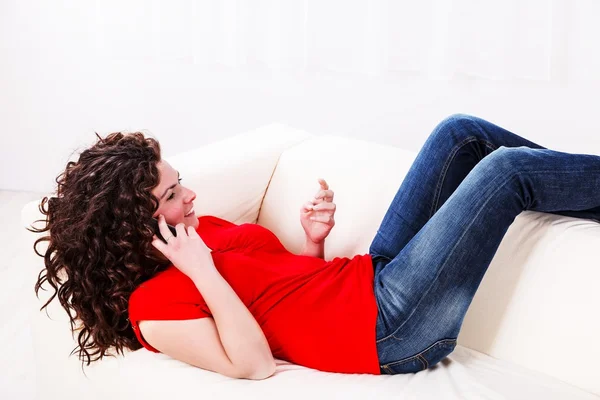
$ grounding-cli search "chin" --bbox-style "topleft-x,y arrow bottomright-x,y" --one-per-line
188,215 -> 199,229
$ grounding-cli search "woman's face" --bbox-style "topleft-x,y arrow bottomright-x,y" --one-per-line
151,160 -> 199,229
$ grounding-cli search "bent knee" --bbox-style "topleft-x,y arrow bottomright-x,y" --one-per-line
436,113 -> 479,129
429,113 -> 483,142
476,145 -> 534,175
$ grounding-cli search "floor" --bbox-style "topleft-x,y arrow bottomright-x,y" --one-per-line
1,190 -> 48,400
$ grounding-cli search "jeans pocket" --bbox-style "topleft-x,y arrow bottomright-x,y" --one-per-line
382,338 -> 457,374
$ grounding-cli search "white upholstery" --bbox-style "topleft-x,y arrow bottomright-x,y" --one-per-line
21,123 -> 600,399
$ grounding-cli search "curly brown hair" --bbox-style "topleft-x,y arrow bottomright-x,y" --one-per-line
28,131 -> 172,370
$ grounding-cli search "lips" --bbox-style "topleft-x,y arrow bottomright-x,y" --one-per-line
185,206 -> 195,217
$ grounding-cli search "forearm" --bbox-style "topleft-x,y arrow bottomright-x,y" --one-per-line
301,236 -> 325,259
190,257 -> 275,377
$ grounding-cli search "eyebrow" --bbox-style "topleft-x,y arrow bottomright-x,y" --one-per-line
160,171 -> 180,200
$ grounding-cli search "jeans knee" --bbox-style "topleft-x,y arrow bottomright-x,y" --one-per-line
438,113 -> 478,128
430,114 -> 481,143
442,113 -> 475,123
489,145 -> 532,161
477,145 -> 531,176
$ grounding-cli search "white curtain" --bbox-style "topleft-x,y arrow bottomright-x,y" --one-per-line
87,0 -> 600,84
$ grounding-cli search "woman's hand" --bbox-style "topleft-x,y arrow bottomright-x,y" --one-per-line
300,178 -> 336,244
151,214 -> 214,280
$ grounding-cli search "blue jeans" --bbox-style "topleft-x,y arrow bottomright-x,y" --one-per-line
369,114 -> 600,374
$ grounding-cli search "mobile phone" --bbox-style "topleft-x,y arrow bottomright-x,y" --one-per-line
150,217 -> 178,244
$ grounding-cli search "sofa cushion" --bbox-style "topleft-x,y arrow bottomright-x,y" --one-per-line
67,344 -> 599,400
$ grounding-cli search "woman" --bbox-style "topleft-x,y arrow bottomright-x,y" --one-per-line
32,114 -> 600,380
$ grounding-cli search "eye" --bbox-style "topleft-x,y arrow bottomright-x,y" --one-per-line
167,178 -> 183,201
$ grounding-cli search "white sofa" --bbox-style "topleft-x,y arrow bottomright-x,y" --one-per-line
21,123 -> 600,399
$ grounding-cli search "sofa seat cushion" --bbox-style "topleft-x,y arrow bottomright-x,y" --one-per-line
73,345 -> 598,400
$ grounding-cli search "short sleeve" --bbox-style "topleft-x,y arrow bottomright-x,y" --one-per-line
128,273 -> 211,353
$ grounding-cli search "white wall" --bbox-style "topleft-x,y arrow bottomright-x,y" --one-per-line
1,0 -> 599,193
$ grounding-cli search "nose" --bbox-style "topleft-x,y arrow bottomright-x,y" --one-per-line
186,189 -> 196,203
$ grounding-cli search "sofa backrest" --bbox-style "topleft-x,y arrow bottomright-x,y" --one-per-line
257,134 -> 418,260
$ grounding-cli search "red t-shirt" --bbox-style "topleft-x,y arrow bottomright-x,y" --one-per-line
128,215 -> 381,375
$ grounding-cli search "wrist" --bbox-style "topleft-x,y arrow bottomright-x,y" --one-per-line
305,236 -> 323,245
187,255 -> 218,282
302,236 -> 325,259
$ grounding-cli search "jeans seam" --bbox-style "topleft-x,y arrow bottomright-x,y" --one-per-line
380,338 -> 457,368
417,354 -> 428,369
382,354 -> 420,369
379,211 -> 421,250
482,140 -> 498,152
376,169 -> 523,343
380,338 -> 457,373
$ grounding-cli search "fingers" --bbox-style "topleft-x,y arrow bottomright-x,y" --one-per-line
302,201 -> 335,224
151,234 -> 165,251
175,222 -> 187,237
302,201 -> 315,213
157,215 -> 191,243
157,214 -> 172,240
312,202 -> 336,211
187,225 -> 199,237
314,189 -> 334,201
318,178 -> 329,190
302,201 -> 336,213
309,214 -> 334,223
301,180 -> 335,220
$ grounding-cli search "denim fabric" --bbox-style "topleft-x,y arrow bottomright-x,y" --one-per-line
369,114 -> 600,374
